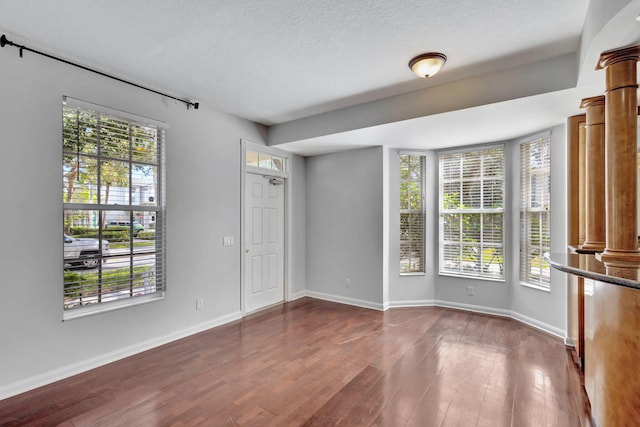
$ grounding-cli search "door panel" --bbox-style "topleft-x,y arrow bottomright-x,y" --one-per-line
266,253 -> 278,290
250,256 -> 262,294
251,207 -> 262,245
245,173 -> 284,312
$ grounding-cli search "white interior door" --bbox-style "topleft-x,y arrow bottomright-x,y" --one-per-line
244,173 -> 285,313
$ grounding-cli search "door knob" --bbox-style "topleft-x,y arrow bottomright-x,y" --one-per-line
245,248 -> 250,253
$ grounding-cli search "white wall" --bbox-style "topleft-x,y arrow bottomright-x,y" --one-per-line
305,147 -> 384,308
0,43 -> 298,397
290,154 -> 307,297
509,124 -> 568,335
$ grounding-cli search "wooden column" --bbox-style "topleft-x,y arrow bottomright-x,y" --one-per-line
595,46 -> 640,265
579,96 -> 606,252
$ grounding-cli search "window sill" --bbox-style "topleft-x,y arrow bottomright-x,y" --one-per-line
62,292 -> 165,321
438,272 -> 505,283
519,282 -> 551,292
400,272 -> 426,277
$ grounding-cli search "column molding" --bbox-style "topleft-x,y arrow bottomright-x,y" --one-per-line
578,95 -> 606,252
595,45 -> 640,265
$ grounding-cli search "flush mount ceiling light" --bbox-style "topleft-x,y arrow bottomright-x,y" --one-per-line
408,52 -> 447,78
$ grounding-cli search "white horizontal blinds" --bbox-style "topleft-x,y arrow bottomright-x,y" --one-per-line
439,146 -> 505,279
62,102 -> 166,311
520,135 -> 551,288
400,154 -> 426,273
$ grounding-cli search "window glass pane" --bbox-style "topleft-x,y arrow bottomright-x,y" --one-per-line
541,212 -> 551,248
483,179 -> 504,209
272,156 -> 284,172
407,182 -> 422,210
442,182 -> 460,209
441,154 -> 460,181
442,214 -> 460,241
482,213 -> 503,243
462,152 -> 481,179
63,108 -> 95,156
400,157 -> 410,180
462,181 -> 481,209
131,124 -> 158,164
483,150 -> 503,177
64,209 -> 100,237
482,246 -> 503,277
258,153 -> 273,169
62,108 -> 99,156
461,213 -> 480,242
132,164 -> 157,206
63,155 -> 98,204
245,150 -> 258,167
63,209 -> 109,309
462,244 -> 480,273
443,243 -> 461,272
100,160 -> 129,205
100,116 -> 130,160
246,150 -> 259,167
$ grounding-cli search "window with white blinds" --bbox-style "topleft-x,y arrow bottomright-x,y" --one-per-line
400,154 -> 425,274
62,98 -> 166,317
439,146 -> 505,280
520,135 -> 551,289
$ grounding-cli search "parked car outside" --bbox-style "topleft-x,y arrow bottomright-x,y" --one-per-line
106,220 -> 144,236
64,234 -> 110,269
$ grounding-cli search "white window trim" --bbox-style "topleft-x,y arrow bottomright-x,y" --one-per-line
243,139 -> 289,179
438,144 -> 506,281
519,132 -> 551,290
62,98 -> 167,320
399,153 -> 426,275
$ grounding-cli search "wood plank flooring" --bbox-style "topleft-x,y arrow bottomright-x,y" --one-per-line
0,298 -> 592,426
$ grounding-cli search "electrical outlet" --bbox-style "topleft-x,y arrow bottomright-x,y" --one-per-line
345,278 -> 351,288
196,298 -> 204,310
467,286 -> 474,296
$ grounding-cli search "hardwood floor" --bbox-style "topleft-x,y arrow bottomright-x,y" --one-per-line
0,298 -> 592,426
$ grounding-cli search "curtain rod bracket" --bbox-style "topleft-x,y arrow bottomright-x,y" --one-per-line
0,34 -> 199,110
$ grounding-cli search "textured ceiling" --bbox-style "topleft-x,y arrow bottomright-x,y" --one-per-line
0,0 -> 588,126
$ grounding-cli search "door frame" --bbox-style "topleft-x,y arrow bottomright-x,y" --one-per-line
240,139 -> 292,315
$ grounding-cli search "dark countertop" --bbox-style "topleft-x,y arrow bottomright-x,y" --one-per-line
546,252 -> 640,290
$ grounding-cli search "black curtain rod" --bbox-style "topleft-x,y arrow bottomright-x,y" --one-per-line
0,34 -> 199,110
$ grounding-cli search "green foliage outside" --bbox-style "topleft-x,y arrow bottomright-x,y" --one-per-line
62,106 -> 159,230
68,227 -> 130,242
64,265 -> 153,300
441,149 -> 505,276
136,230 -> 156,240
400,155 -> 425,273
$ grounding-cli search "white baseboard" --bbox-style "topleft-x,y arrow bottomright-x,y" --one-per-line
387,299 -> 436,308
0,310 -> 243,401
509,310 -> 565,339
304,290 -> 385,311
288,290 -> 307,301
307,294 -> 565,339
434,299 -> 512,318
433,300 -> 564,339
